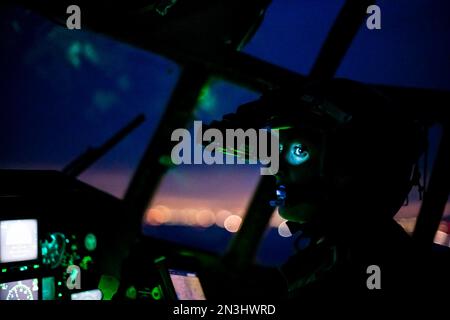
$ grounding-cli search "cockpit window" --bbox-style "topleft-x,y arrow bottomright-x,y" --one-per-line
3,1 -> 449,266
0,6 -> 180,198
395,124 -> 447,236
243,0 -> 345,75
244,0 -> 450,261
142,80 -> 262,253
245,1 -> 450,90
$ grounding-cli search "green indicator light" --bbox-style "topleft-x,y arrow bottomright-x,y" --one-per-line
58,293 -> 63,298
66,239 -> 70,243
1,268 -> 7,273
57,281 -> 62,286
84,233 -> 97,251
125,286 -> 137,300
20,266 -> 28,271
159,155 -> 173,167
151,286 -> 162,301
33,264 -> 40,269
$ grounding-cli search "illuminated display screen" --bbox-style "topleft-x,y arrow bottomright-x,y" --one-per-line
169,269 -> 206,300
0,219 -> 38,263
42,277 -> 55,300
71,289 -> 103,300
0,278 -> 39,300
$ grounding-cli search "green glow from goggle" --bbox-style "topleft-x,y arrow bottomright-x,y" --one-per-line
272,125 -> 293,131
217,147 -> 244,158
154,256 -> 166,264
222,150 -> 238,157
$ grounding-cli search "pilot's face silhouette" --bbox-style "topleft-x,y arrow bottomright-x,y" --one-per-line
276,129 -> 328,224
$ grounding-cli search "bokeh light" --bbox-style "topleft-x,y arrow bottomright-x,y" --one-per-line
224,215 -> 242,233
278,221 -> 292,238
195,209 -> 215,228
145,205 -> 171,225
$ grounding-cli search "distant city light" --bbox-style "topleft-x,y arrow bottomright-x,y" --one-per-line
183,209 -> 198,226
195,209 -> 215,228
224,215 -> 242,233
146,205 -> 172,225
143,204 -> 303,232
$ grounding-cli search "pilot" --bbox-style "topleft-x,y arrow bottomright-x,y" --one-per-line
206,78 -> 433,297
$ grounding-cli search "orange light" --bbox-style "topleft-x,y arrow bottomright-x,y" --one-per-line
195,209 -> 215,228
224,215 -> 242,233
146,206 -> 172,225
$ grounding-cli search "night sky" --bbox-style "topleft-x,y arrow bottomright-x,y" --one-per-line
1,1 -> 449,263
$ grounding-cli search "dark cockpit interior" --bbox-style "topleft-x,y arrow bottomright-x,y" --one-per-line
1,0 -> 450,303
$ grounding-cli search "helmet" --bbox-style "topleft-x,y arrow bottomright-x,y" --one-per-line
203,78 -> 426,220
